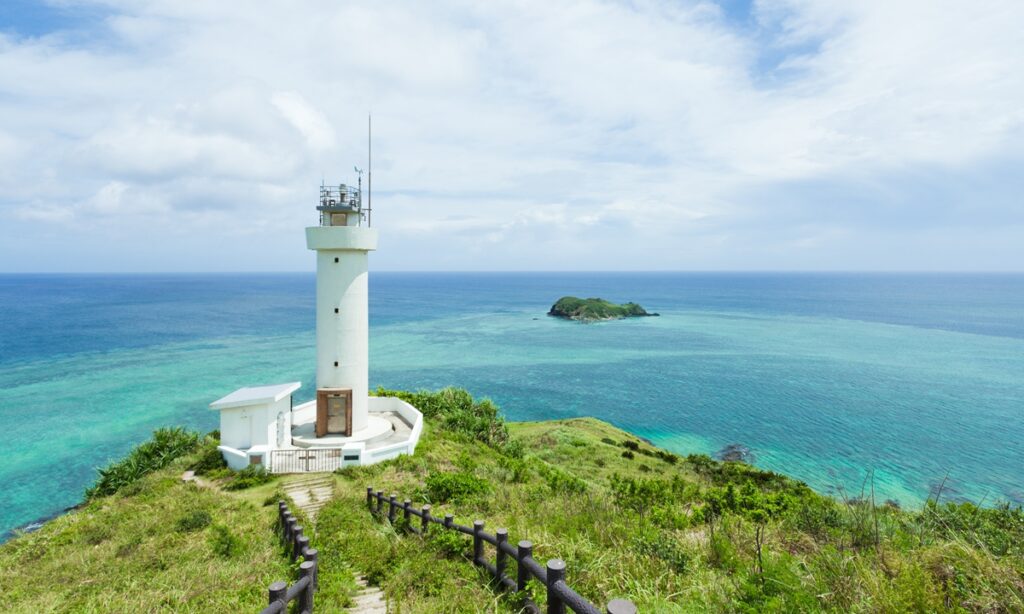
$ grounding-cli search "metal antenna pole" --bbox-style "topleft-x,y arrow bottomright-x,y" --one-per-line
368,113 -> 372,227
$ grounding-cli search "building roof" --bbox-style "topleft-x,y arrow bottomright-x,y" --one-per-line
209,382 -> 301,410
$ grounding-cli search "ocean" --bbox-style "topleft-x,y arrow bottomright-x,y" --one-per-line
1,272 -> 1022,538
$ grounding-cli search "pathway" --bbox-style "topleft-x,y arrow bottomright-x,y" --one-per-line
282,475 -> 389,613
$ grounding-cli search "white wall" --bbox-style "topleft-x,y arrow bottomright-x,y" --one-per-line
315,248 -> 370,433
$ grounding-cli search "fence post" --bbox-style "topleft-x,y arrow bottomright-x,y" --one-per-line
546,559 -> 566,614
388,494 -> 397,524
285,515 -> 296,545
296,535 -> 310,562
299,560 -> 316,613
473,520 -> 485,565
268,580 -> 287,608
444,514 -> 454,529
606,598 -> 638,614
305,548 -> 319,590
366,486 -> 374,509
421,504 -> 431,535
376,490 -> 384,514
292,525 -> 304,561
516,540 -> 533,592
495,528 -> 508,584
403,499 -> 412,526
278,500 -> 286,526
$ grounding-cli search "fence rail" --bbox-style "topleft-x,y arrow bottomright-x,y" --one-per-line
271,448 -> 343,474
366,487 -> 638,614
259,501 -> 319,614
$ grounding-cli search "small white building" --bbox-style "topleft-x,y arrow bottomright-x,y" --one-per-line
210,179 -> 422,473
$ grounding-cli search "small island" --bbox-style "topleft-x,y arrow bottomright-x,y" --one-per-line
548,296 -> 659,322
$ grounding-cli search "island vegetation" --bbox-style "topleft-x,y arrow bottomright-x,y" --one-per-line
548,296 -> 658,322
2,388 -> 1022,612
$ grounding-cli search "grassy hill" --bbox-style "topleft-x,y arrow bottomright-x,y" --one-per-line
2,388 -> 1022,612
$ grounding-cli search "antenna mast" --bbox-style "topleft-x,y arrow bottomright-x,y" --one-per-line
367,114 -> 372,227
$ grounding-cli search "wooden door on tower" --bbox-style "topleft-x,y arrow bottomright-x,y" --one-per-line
316,388 -> 352,437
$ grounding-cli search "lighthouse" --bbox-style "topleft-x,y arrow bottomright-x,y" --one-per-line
307,182 -> 376,437
210,171 -> 422,472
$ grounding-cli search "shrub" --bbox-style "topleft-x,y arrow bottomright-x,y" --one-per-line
425,471 -> 490,504
209,525 -> 242,558
86,427 -> 200,499
189,435 -> 226,475
633,533 -> 690,573
600,437 -> 617,446
375,387 -> 510,447
621,451 -> 634,460
223,465 -> 275,491
175,510 -> 212,533
537,463 -> 587,494
622,440 -> 640,451
429,528 -> 469,558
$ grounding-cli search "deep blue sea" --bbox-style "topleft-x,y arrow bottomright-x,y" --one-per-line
1,272 -> 1023,538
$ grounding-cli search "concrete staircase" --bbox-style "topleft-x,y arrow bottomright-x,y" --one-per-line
282,476 -> 335,521
349,576 -> 388,614
281,475 -> 389,612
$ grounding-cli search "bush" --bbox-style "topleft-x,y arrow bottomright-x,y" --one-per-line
633,533 -> 690,573
425,471 -> 490,504
537,463 -> 587,494
600,437 -> 617,446
223,465 -> 274,491
375,387 -> 510,447
621,450 -> 634,460
622,440 -> 640,451
209,525 -> 242,558
189,435 -> 226,475
175,510 -> 212,533
87,427 -> 200,499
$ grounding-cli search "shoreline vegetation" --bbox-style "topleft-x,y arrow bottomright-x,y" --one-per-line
2,388 -> 1022,612
548,296 -> 659,322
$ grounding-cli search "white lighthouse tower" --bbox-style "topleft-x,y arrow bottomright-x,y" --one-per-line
306,182 -> 376,436
209,169 -> 423,472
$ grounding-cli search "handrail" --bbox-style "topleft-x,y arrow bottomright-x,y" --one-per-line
366,486 -> 638,614
257,501 -> 319,613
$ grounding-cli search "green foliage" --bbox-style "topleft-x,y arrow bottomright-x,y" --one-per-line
622,440 -> 640,451
429,528 -> 470,558
633,533 -> 690,573
536,463 -> 587,494
425,471 -> 491,504
188,433 -> 227,475
174,510 -> 212,533
223,465 -> 276,491
208,525 -> 242,558
621,450 -> 634,460
374,387 -> 509,446
548,296 -> 651,321
86,427 -> 200,499
600,437 -> 617,446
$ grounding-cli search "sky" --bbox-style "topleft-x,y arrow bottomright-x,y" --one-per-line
0,0 -> 1022,272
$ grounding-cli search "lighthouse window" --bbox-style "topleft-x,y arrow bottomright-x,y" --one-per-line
334,308 -> 339,313
334,257 -> 339,263
334,361 -> 339,367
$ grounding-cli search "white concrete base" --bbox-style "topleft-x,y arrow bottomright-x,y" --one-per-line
291,413 -> 394,448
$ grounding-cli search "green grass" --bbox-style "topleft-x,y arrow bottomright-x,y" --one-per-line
3,388 -> 1022,612
0,457 -> 291,612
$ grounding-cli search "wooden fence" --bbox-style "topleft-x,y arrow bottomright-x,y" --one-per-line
367,487 -> 638,614
259,501 -> 319,614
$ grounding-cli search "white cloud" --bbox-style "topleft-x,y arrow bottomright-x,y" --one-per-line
0,0 -> 1022,271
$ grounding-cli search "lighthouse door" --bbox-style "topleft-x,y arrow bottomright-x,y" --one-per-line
316,388 -> 352,437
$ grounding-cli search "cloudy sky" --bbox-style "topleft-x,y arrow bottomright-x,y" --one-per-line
0,0 -> 1022,272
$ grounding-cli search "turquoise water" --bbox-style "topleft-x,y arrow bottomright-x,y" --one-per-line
1,272 -> 1022,537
